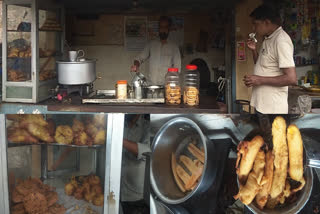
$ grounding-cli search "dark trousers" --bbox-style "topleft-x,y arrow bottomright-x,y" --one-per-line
121,200 -> 149,214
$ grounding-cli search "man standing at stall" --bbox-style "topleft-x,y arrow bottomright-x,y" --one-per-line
131,16 -> 181,85
244,4 -> 297,114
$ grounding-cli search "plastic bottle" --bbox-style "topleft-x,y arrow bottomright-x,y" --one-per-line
165,68 -> 181,105
183,65 -> 200,106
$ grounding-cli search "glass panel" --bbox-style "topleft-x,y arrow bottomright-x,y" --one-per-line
6,86 -> 32,99
6,114 -> 107,212
39,9 -> 62,81
7,5 -> 32,82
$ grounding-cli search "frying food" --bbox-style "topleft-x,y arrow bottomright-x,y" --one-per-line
172,142 -> 204,192
236,116 -> 307,211
234,150 -> 266,205
179,155 -> 203,189
255,150 -> 274,209
287,124 -> 305,192
171,153 -> 187,193
187,143 -> 205,163
23,123 -> 54,143
270,116 -> 288,199
236,135 -> 264,184
55,125 -> 74,144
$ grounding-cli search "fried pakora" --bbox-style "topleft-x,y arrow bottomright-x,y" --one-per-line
8,128 -> 39,144
171,153 -> 186,193
93,130 -> 106,145
23,123 -> 54,143
234,150 -> 266,205
92,194 -> 104,206
72,118 -> 85,133
23,192 -> 48,214
64,183 -> 75,196
74,131 -> 89,146
54,125 -> 73,144
236,135 -> 264,184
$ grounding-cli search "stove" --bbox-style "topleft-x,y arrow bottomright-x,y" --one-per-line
54,83 -> 93,100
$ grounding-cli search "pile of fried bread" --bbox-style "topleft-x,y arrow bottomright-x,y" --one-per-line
171,141 -> 205,192
7,114 -> 106,146
11,177 -> 66,214
234,116 -> 305,210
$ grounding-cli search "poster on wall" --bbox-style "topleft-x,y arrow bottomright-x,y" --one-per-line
237,41 -> 246,61
125,16 -> 147,51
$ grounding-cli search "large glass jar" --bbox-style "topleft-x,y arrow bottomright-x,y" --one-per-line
165,68 -> 181,105
183,65 -> 199,106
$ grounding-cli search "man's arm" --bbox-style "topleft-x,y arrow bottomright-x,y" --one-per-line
244,67 -> 297,87
247,40 -> 258,64
123,139 -> 138,157
135,43 -> 151,65
252,50 -> 259,64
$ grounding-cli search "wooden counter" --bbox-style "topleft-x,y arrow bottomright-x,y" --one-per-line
0,95 -> 227,114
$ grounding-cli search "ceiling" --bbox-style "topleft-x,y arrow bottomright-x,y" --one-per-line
57,0 -> 238,14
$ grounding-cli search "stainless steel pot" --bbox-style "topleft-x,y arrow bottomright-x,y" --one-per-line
57,59 -> 96,85
150,194 -> 190,214
151,117 -> 217,204
143,85 -> 164,98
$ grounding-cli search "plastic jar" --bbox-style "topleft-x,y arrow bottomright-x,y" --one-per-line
116,80 -> 127,99
183,65 -> 199,106
165,68 -> 181,105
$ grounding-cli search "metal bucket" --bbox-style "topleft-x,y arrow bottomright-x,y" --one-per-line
57,59 -> 96,85
150,117 -> 217,205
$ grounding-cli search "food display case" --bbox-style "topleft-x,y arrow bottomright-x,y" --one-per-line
2,0 -> 64,103
0,113 -> 125,214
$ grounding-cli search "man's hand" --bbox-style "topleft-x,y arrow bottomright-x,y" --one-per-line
247,39 -> 256,51
243,75 -> 261,87
130,60 -> 140,72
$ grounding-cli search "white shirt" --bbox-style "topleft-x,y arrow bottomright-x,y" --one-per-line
250,27 -> 295,114
135,40 -> 181,85
121,115 -> 151,202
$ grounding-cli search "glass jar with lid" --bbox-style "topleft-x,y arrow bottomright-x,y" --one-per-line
183,65 -> 199,106
165,68 -> 181,105
116,80 -> 128,99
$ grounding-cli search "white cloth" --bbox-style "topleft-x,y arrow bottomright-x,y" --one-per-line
135,40 -> 181,85
250,27 -> 295,114
120,115 -> 151,202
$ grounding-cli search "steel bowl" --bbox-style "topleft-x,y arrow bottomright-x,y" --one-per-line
57,59 -> 96,85
150,117 -> 217,205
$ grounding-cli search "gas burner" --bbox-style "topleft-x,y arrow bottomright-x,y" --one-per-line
54,84 -> 93,101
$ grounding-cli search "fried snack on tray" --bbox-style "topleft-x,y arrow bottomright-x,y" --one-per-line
171,153 -> 187,193
270,116 -> 288,199
92,194 -> 104,206
23,123 -> 54,143
255,150 -> 274,209
23,192 -> 48,214
47,204 -> 66,214
92,114 -> 106,128
234,150 -> 266,205
64,183 -> 75,196
176,164 -> 192,187
279,180 -> 291,204
47,118 -> 56,137
287,124 -> 305,192
46,191 -> 58,207
93,130 -> 106,145
72,118 -> 85,133
74,131 -> 90,146
236,135 -> 264,184
11,203 -> 26,214
20,114 -> 48,127
54,125 -> 74,144
8,128 -> 39,143
12,189 -> 24,203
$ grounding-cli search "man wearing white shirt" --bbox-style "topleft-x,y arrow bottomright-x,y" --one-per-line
131,16 -> 181,85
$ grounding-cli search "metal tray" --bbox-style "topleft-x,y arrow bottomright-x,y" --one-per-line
8,142 -> 104,148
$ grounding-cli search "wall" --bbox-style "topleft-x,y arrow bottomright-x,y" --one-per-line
235,0 -> 262,102
70,14 -> 226,90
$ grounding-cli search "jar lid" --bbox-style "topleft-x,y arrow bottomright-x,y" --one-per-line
117,80 -> 127,84
186,64 -> 198,70
168,68 -> 179,72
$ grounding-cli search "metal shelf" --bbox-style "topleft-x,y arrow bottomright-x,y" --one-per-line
8,142 -> 104,148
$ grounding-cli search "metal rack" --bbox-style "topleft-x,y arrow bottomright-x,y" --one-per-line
0,113 -> 125,214
2,0 -> 65,103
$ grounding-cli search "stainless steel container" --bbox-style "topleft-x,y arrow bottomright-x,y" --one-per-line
151,117 -> 217,205
57,59 -> 96,85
